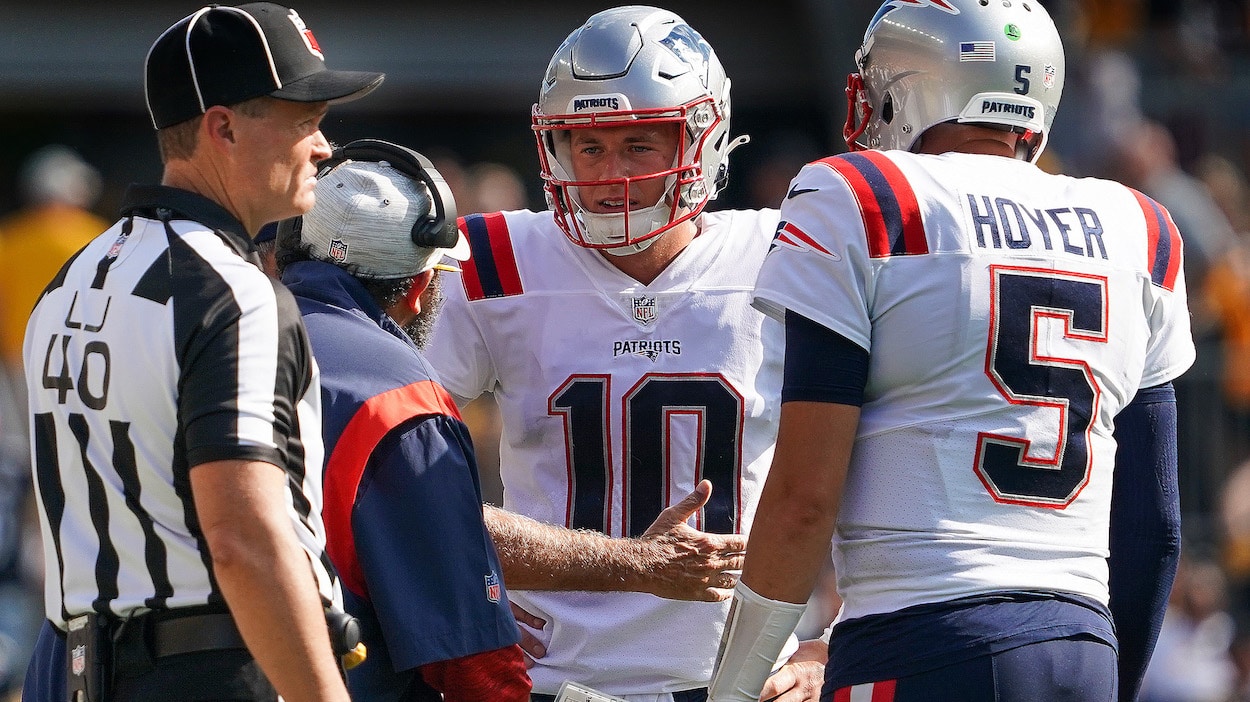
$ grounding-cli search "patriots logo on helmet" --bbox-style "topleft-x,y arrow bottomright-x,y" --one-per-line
771,221 -> 842,262
659,24 -> 715,87
885,0 -> 960,15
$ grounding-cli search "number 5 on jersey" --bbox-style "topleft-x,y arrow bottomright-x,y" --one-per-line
977,265 -> 1107,508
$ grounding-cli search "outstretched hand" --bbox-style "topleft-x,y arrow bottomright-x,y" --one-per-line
638,479 -> 747,602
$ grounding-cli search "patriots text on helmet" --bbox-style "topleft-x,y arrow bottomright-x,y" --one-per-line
980,100 -> 1036,119
573,96 -> 621,112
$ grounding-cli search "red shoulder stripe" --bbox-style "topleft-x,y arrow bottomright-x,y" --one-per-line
1130,189 -> 1183,291
322,380 -> 462,598
818,152 -> 927,258
459,213 -> 524,301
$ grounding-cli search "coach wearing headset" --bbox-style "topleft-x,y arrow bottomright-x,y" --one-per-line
274,141 -> 531,701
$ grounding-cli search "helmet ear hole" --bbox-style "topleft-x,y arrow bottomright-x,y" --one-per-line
881,93 -> 895,125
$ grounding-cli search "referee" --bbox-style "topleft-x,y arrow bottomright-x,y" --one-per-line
20,4 -> 383,701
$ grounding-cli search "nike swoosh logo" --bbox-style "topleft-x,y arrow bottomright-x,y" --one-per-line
787,185 -> 819,199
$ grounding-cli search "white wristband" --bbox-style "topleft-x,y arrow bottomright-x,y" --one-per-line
707,581 -> 806,702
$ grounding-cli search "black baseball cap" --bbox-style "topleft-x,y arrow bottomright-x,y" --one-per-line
144,3 -> 385,129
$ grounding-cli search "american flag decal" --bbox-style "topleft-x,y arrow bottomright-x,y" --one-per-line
486,572 -> 501,603
959,41 -> 996,62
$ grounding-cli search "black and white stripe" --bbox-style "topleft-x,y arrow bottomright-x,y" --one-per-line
24,185 -> 337,629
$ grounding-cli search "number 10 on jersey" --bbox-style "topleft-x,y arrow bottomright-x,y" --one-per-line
549,373 -> 745,537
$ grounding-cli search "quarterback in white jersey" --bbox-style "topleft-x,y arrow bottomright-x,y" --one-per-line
431,207 -> 782,695
425,6 -> 820,701
711,2 -> 1195,701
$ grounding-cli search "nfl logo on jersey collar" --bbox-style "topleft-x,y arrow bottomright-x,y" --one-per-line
632,295 -> 657,326
71,645 -> 86,676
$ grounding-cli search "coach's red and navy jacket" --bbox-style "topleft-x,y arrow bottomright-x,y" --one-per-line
283,260 -> 520,699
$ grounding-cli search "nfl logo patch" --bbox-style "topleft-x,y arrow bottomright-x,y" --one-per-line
106,231 -> 130,259
287,9 -> 325,59
632,295 -> 657,325
1043,63 -> 1057,89
328,238 -> 349,263
72,644 -> 86,676
485,572 -> 501,603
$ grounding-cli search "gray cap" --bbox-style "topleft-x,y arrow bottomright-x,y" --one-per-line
301,160 -> 470,279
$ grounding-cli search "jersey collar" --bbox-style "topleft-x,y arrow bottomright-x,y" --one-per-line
118,184 -> 250,245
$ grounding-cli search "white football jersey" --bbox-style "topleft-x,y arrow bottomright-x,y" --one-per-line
426,208 -> 785,696
753,150 -> 1196,623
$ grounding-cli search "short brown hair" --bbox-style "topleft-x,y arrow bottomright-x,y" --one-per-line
156,115 -> 203,164
154,96 -> 275,164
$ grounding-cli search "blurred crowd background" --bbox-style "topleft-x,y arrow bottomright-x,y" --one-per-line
4,0 -> 1250,699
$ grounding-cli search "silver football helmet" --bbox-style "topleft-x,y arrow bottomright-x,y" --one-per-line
845,0 -> 1065,163
533,6 -> 747,255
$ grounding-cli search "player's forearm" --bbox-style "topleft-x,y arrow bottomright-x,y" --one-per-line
1109,384 -> 1181,702
741,401 -> 858,604
739,485 -> 839,605
485,505 -> 654,591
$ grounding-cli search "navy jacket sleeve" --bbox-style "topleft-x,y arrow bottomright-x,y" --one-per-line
1108,383 -> 1181,702
352,414 -> 519,672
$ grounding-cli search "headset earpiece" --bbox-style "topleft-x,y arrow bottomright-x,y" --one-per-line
319,139 -> 459,250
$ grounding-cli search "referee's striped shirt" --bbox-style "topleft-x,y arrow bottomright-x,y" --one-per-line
23,184 -> 339,629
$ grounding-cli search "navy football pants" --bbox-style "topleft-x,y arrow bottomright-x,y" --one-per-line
823,637 -> 1117,702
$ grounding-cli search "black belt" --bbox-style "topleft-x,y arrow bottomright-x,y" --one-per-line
149,611 -> 246,658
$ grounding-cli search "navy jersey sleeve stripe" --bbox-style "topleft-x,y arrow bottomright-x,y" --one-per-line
821,153 -> 928,258
460,213 -> 524,301
782,310 -> 870,406
1130,189 -> 1182,291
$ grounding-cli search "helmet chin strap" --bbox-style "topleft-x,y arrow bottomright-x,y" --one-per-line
576,200 -> 673,256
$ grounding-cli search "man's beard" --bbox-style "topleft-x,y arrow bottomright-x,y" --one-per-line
403,273 -> 444,350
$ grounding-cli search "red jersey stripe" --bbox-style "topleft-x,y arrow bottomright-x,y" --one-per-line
818,152 -> 927,258
459,213 -> 525,301
322,380 -> 462,598
1130,189 -> 1183,291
